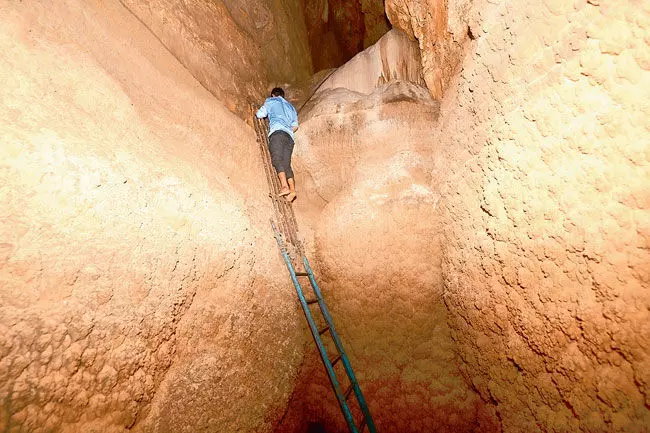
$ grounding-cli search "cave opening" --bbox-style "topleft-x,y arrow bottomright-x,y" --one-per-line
302,0 -> 392,72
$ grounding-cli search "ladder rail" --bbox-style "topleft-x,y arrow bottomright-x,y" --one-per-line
253,111 -> 292,242
259,107 -> 376,432
253,113 -> 303,254
271,222 -> 360,433
261,117 -> 301,251
303,257 -> 377,433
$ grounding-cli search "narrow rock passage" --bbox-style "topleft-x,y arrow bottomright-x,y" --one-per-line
1,0 -> 648,432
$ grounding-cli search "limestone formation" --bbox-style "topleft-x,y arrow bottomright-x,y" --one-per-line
432,0 -> 650,431
301,0 -> 391,71
277,81 -> 497,433
279,0 -> 650,431
361,0 -> 392,49
302,0 -> 365,71
385,0 -> 474,98
316,29 -> 426,96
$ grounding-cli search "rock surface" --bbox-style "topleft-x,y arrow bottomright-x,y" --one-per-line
279,0 -> 650,431
361,0 -> 392,49
119,0 -> 313,118
2,0 -> 649,432
432,0 -> 650,431
0,1 -> 304,431
386,0 -> 473,98
303,0 -> 365,72
316,29 -> 426,96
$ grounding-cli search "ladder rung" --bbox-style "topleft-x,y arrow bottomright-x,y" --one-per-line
360,417 -> 367,432
306,298 -> 319,304
329,354 -> 342,366
344,384 -> 354,400
295,272 -> 309,276
318,326 -> 330,335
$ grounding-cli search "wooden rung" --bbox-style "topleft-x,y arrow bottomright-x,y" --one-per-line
318,326 -> 330,335
344,384 -> 354,400
330,354 -> 341,366
360,417 -> 367,432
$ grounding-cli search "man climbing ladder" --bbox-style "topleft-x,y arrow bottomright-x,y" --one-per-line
256,87 -> 299,203
252,103 -> 377,433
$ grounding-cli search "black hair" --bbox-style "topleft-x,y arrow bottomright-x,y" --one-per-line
271,87 -> 285,97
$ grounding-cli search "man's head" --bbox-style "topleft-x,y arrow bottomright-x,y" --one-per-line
271,87 -> 285,98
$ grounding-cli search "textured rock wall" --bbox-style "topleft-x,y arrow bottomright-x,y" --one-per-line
0,1 -> 304,431
4,1 -> 648,432
432,0 -> 650,431
281,0 -> 649,431
119,0 -> 313,117
386,0 -> 473,98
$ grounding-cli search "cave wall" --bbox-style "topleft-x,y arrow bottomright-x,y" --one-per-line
430,0 -> 650,431
2,0 -> 648,432
0,1 -> 304,431
119,0 -> 313,118
362,0 -> 392,49
286,0 -> 650,431
302,0 -> 365,71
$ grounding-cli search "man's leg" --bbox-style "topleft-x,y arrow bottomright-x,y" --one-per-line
269,132 -> 290,195
284,137 -> 296,202
286,178 -> 296,202
278,172 -> 290,195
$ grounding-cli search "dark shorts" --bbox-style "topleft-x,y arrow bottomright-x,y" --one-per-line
269,130 -> 295,179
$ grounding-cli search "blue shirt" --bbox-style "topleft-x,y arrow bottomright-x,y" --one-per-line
256,96 -> 299,140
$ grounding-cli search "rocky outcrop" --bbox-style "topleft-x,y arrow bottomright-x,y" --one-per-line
119,0 -> 313,117
316,29 -> 425,96
433,0 -> 650,431
0,1 -> 304,431
385,0 -> 474,98
303,0 -> 365,71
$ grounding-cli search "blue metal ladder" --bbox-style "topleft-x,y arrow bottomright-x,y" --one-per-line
272,222 -> 377,433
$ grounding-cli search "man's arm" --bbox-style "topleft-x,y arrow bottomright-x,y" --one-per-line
256,103 -> 268,119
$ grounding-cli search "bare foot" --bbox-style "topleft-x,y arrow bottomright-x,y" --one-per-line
279,188 -> 290,197
285,192 -> 297,202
